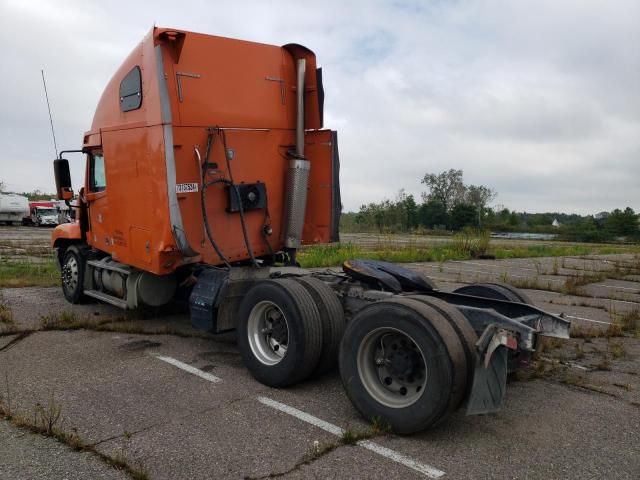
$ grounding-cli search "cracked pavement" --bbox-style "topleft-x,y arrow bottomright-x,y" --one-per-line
1,249 -> 640,479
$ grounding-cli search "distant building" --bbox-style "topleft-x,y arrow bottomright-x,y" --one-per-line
551,218 -> 561,228
594,211 -> 609,221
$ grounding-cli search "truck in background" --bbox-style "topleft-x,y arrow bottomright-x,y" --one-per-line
24,201 -> 60,227
56,200 -> 72,224
0,193 -> 30,225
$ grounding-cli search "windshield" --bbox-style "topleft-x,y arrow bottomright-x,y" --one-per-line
38,208 -> 57,216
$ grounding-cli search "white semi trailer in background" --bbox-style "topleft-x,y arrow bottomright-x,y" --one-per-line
0,193 -> 30,225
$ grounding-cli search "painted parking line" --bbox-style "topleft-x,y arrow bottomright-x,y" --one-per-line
257,396 -> 446,479
558,314 -> 610,325
599,284 -> 639,292
151,353 -> 222,383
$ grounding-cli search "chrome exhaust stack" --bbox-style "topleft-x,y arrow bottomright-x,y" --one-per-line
283,58 -> 311,262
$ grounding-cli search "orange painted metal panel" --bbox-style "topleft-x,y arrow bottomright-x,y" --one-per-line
51,222 -> 81,247
303,130 -> 335,245
72,27 -> 336,275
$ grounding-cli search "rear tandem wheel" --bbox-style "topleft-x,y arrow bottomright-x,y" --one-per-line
453,282 -> 534,372
237,278 -> 324,388
406,295 -> 478,403
453,282 -> 533,305
292,276 -> 346,376
339,297 -> 468,434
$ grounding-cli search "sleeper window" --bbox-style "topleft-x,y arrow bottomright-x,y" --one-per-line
119,66 -> 142,112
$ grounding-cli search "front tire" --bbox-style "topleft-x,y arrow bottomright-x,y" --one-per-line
61,248 -> 87,304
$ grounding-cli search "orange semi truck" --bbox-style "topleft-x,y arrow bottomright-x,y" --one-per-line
51,27 -> 569,433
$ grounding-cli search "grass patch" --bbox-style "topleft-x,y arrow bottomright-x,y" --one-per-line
298,242 -> 466,268
613,382 -> 632,391
561,371 -> 617,397
608,339 -> 626,359
570,309 -> 638,339
1,310 -> 211,340
37,311 -> 211,339
0,257 -> 59,288
615,309 -> 640,336
534,336 -> 563,357
570,322 -> 622,339
340,417 -> 391,444
452,228 -> 490,259
0,294 -> 13,325
299,239 -> 640,268
493,243 -> 640,260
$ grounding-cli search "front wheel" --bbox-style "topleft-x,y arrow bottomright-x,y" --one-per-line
61,248 -> 87,303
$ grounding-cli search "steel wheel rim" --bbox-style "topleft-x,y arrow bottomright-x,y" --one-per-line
247,300 -> 289,366
357,327 -> 427,408
62,255 -> 79,293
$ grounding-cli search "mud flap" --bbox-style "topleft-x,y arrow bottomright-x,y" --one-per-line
189,268 -> 229,331
466,325 -> 518,415
466,346 -> 508,415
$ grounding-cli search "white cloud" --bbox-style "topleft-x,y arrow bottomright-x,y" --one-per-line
0,0 -> 638,214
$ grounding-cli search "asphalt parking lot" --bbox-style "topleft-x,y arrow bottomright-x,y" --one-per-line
1,227 -> 639,479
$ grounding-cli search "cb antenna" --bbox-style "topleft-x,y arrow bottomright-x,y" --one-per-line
41,69 -> 58,157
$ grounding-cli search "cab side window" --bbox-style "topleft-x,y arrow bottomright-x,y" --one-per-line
120,66 -> 142,112
90,153 -> 106,192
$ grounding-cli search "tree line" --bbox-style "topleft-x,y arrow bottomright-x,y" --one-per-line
340,169 -> 640,242
0,183 -> 56,201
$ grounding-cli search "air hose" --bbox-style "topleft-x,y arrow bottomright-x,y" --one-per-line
199,128 -> 259,268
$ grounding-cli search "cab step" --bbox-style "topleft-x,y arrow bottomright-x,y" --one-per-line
83,289 -> 128,309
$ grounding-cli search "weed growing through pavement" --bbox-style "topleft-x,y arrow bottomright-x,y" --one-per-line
0,385 -> 149,480
37,311 -> 211,339
570,322 -> 623,339
561,371 -> 617,397
0,293 -> 13,325
615,309 -> 640,336
608,340 -> 626,359
300,418 -> 392,468
594,357 -> 612,371
612,382 -> 632,391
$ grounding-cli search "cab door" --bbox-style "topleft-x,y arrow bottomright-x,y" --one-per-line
85,150 -> 110,252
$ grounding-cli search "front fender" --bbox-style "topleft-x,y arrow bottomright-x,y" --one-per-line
51,222 -> 82,248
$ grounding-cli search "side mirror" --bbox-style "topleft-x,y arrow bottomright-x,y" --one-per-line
53,159 -> 74,200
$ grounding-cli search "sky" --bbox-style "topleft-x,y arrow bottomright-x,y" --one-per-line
0,0 -> 638,214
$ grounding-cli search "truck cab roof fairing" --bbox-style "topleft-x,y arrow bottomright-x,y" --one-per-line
154,42 -> 198,257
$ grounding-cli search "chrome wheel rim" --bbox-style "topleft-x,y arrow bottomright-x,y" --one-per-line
247,300 -> 289,365
62,255 -> 79,294
357,327 -> 427,408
